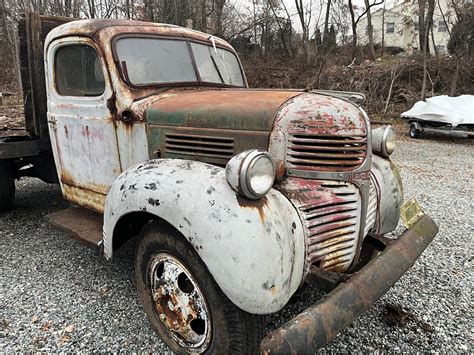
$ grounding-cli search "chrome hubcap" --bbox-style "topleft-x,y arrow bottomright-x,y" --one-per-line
149,253 -> 211,352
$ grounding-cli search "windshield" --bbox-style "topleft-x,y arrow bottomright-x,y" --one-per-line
115,37 -> 244,87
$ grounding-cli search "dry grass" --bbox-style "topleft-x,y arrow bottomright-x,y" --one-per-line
242,54 -> 474,119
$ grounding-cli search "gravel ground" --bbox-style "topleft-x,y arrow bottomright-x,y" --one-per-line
1,131 -> 473,352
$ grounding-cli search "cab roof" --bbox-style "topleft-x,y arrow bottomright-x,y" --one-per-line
45,18 -> 233,51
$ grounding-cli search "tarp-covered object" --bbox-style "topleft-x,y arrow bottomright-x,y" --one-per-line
401,95 -> 474,127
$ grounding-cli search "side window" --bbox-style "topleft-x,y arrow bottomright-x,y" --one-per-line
437,21 -> 447,32
54,44 -> 105,96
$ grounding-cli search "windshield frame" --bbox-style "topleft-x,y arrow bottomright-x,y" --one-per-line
111,33 -> 247,89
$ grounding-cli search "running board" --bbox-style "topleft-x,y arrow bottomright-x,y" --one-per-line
45,206 -> 103,249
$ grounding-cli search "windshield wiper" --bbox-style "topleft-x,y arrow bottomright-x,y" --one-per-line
210,54 -> 225,84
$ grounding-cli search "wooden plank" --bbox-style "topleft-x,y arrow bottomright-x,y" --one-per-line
45,206 -> 104,249
27,13 -> 43,138
18,17 -> 36,137
18,13 -> 75,143
0,140 -> 39,159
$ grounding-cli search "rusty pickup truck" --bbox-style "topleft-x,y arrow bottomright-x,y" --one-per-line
0,13 -> 438,354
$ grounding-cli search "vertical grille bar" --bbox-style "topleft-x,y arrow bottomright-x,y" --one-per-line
364,177 -> 378,236
300,181 -> 361,272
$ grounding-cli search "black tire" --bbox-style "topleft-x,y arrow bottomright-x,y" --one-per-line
135,221 -> 265,354
0,160 -> 15,212
409,124 -> 420,139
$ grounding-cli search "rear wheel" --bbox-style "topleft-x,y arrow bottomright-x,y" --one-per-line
409,124 -> 420,139
0,160 -> 15,212
135,221 -> 265,354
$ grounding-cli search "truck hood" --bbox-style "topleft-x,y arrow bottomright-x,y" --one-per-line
144,89 -> 302,131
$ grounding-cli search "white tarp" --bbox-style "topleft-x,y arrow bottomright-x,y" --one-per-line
401,95 -> 474,127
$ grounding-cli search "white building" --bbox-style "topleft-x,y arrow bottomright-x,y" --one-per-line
357,0 -> 465,54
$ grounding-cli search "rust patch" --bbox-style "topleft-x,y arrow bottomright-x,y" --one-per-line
260,215 -> 438,353
60,169 -> 109,194
61,183 -> 106,214
274,159 -> 286,182
277,177 -> 361,273
236,195 -> 268,224
271,93 -> 368,173
146,89 -> 299,131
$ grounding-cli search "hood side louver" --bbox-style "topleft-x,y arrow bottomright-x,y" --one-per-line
165,133 -> 235,160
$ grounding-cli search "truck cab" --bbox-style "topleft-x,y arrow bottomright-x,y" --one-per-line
44,19 -> 249,213
0,14 -> 438,354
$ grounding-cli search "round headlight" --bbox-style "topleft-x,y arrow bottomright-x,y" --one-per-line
383,126 -> 396,155
225,150 -> 275,200
371,126 -> 396,157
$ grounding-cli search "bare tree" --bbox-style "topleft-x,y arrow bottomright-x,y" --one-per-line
347,0 -> 383,60
295,0 -> 313,61
330,0 -> 352,45
322,0 -> 331,49
383,61 -> 402,114
268,0 -> 293,56
420,0 -> 435,100
364,0 -> 376,60
447,3 -> 473,95
380,0 -> 385,56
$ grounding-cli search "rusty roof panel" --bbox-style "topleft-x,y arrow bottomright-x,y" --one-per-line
45,19 -> 234,51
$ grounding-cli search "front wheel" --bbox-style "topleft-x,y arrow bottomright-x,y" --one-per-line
135,221 -> 265,354
0,160 -> 15,212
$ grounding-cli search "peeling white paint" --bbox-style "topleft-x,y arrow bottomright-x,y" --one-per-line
103,159 -> 306,314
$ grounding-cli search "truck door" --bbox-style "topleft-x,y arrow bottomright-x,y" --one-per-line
46,37 -> 121,213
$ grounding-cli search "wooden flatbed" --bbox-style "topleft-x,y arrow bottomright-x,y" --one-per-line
0,13 -> 71,211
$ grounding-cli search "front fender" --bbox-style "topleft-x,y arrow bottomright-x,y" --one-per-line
103,159 -> 306,314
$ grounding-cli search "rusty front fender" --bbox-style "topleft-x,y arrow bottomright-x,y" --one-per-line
260,214 -> 438,353
103,159 -> 306,315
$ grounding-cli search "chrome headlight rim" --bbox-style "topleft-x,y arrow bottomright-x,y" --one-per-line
241,150 -> 275,199
382,126 -> 396,156
372,125 -> 396,158
226,149 -> 276,200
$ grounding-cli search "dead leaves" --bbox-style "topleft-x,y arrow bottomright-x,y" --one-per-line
58,334 -> 71,346
31,317 -> 76,347
32,335 -> 47,345
99,285 -> 111,298
383,303 -> 434,333
0,319 -> 9,331
40,320 -> 53,331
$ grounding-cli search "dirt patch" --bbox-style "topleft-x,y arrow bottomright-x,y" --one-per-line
383,303 -> 434,333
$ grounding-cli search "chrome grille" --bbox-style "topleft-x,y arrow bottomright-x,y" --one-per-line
364,176 -> 378,236
302,181 -> 361,272
286,133 -> 367,171
165,133 -> 234,159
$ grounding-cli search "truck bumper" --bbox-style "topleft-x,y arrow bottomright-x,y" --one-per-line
260,214 -> 438,354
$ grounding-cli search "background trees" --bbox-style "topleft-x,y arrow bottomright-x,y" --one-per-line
0,0 -> 472,117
